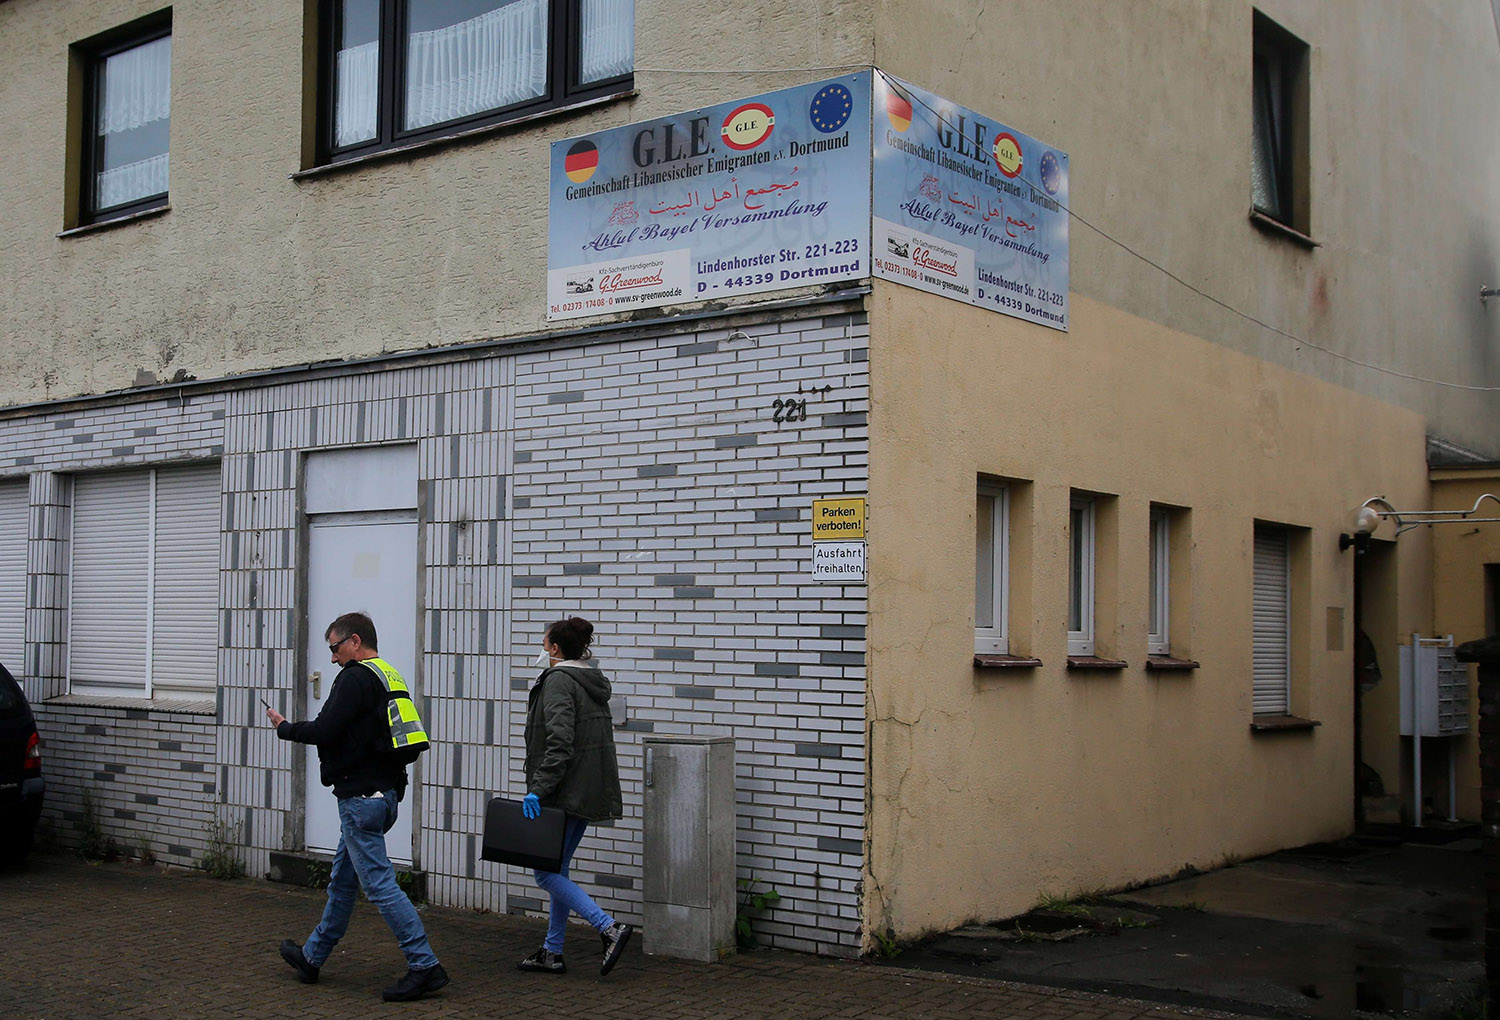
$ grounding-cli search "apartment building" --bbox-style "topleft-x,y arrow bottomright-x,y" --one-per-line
1,0 -> 1496,953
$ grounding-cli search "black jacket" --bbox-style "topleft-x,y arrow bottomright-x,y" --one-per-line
277,660 -> 407,799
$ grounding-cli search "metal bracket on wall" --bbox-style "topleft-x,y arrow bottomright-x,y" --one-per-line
1357,493 -> 1500,536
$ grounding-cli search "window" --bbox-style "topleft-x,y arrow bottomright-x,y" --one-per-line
69,464 -> 220,701
319,0 -> 634,162
1067,496 -> 1095,656
0,481 -> 26,673
1251,11 -> 1308,231
74,14 -> 172,225
1252,525 -> 1291,714
975,484 -> 1009,654
1147,509 -> 1169,656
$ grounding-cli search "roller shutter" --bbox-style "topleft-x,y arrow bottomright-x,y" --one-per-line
70,464 -> 219,700
0,481 -> 27,674
1252,526 -> 1290,715
151,465 -> 221,698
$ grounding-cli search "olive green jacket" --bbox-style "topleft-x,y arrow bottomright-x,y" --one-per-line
523,663 -> 623,822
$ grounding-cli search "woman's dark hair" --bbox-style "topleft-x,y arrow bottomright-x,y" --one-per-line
545,617 -> 594,661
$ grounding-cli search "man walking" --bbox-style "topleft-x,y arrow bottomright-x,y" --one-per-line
265,612 -> 449,1002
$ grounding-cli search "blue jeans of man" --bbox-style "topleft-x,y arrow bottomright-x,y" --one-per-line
302,790 -> 439,971
533,815 -> 616,954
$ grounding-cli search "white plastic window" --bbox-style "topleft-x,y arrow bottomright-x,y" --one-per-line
975,484 -> 1009,654
1067,497 -> 1095,656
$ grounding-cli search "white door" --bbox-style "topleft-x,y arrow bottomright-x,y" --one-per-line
305,511 -> 419,864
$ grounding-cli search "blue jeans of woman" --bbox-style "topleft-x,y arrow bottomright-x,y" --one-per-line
533,814 -> 616,953
302,790 -> 439,971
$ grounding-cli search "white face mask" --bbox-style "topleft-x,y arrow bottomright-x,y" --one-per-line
533,649 -> 550,667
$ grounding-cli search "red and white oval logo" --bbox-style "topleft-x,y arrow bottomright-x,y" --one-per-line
721,102 -> 775,151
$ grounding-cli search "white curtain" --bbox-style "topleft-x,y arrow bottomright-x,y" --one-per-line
404,0 -> 548,131
97,152 -> 169,210
335,41 -> 380,147
97,35 -> 171,135
579,0 -> 633,84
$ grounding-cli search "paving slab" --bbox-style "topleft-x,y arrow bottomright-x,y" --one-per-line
1,853 -> 1255,1020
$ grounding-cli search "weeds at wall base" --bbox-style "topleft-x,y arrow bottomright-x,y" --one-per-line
198,817 -> 245,880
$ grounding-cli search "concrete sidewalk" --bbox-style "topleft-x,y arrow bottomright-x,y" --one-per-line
0,854 -> 1253,1020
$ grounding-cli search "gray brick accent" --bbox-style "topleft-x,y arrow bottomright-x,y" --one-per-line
796,743 -> 849,759
756,662 -> 800,677
817,836 -> 863,855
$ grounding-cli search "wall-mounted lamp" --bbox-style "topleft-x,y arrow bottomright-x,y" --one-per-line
1483,286 -> 1500,304
1340,493 -> 1500,552
1338,503 -> 1382,553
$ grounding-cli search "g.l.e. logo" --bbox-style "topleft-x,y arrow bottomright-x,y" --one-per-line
721,102 -> 775,151
992,133 -> 1023,178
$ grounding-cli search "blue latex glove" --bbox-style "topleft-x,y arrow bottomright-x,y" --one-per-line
521,793 -> 541,819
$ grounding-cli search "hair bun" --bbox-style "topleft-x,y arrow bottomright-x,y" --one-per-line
569,616 -> 594,640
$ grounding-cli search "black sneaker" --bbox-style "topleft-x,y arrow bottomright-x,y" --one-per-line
278,939 -> 319,984
382,963 -> 450,1002
599,922 -> 634,976
517,947 -> 566,974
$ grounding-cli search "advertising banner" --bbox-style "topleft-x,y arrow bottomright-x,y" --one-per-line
547,72 -> 872,320
871,73 -> 1069,331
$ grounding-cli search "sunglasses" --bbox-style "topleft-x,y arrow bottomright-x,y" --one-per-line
328,634 -> 355,654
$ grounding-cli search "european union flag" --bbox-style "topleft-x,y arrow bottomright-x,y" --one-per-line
808,83 -> 853,134
1039,151 -> 1063,196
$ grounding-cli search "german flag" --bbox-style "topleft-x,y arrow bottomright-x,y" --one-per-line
884,86 -> 913,133
564,140 -> 599,184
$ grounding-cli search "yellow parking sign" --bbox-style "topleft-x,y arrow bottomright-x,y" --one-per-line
812,498 -> 865,540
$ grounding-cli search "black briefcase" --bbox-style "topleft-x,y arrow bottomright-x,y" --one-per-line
480,797 -> 566,872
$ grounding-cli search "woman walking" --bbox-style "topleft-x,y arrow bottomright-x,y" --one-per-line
518,616 -> 634,975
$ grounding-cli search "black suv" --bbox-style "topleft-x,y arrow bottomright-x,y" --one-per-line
0,661 -> 43,865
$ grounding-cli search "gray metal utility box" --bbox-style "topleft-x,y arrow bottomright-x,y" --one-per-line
641,735 -> 736,961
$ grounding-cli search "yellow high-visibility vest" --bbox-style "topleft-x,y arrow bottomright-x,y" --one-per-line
360,657 -> 431,760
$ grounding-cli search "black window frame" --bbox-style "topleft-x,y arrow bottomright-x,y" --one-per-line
75,11 -> 174,226
1250,11 -> 1308,232
317,0 -> 633,165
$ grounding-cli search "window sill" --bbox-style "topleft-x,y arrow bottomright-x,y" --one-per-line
292,88 -> 637,182
974,653 -> 1043,670
1248,208 -> 1318,248
1250,713 -> 1321,733
1145,655 -> 1200,672
1066,655 -> 1128,671
45,693 -> 215,716
57,204 -> 170,239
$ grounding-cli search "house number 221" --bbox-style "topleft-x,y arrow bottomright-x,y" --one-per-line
771,397 -> 809,424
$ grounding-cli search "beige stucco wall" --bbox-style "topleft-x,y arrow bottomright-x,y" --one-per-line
871,0 -> 1500,456
1426,468 -> 1500,819
863,283 -> 1434,941
0,0 -> 874,406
